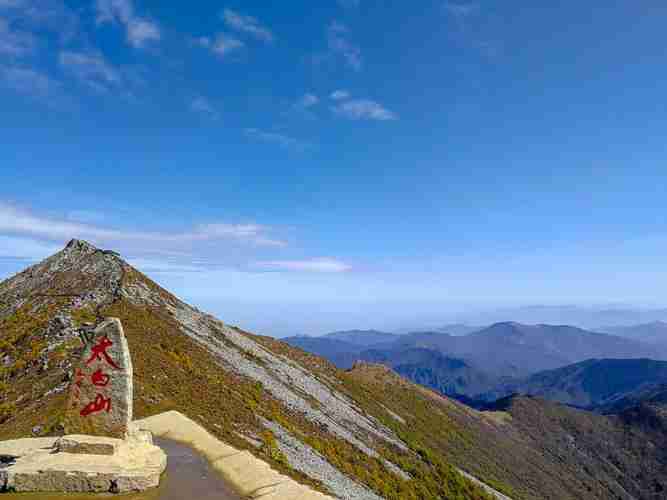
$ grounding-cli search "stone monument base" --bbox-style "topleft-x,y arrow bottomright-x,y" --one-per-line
0,429 -> 166,494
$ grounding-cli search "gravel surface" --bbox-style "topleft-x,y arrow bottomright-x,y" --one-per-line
261,418 -> 384,500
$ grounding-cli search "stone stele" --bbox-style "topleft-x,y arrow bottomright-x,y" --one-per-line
64,318 -> 133,439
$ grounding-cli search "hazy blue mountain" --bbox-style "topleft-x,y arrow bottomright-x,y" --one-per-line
284,335 -> 494,397
594,382 -> 667,414
487,358 -> 667,408
367,323 -> 660,378
288,322 -> 667,405
417,322 -> 665,378
284,336 -> 364,369
449,305 -> 667,330
598,321 -> 667,345
434,324 -> 481,336
358,347 -> 493,397
323,329 -> 399,346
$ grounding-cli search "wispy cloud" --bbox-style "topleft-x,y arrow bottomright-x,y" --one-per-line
1,0 -> 80,43
59,51 -> 121,93
0,18 -> 36,56
196,33 -> 244,57
330,89 -> 350,101
0,202 -> 286,249
0,65 -> 59,97
190,96 -> 220,119
296,93 -> 319,109
256,258 -> 352,273
444,1 -> 480,26
245,128 -> 310,152
222,8 -> 273,43
0,235 -> 60,261
332,99 -> 397,121
327,22 -> 362,71
95,0 -> 160,48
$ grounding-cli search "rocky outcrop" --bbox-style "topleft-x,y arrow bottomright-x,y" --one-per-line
64,318 -> 133,439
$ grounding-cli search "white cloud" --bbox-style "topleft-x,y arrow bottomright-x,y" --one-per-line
244,128 -> 310,152
296,93 -> 319,109
212,34 -> 244,56
332,99 -> 397,121
95,0 -> 160,48
59,51 -> 121,93
330,89 -> 350,101
190,96 -> 220,119
444,1 -> 480,24
0,202 -> 286,249
0,65 -> 58,97
0,235 -> 60,261
125,19 -> 160,48
327,22 -> 362,71
197,33 -> 244,57
222,8 -> 273,43
0,18 -> 35,56
255,258 -> 352,273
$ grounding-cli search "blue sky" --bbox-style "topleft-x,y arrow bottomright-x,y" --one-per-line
2,0 -> 667,335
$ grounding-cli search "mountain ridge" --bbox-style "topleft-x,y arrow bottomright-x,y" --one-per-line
4,240 -> 667,499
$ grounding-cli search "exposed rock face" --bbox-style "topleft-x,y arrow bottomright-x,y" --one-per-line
64,318 -> 133,439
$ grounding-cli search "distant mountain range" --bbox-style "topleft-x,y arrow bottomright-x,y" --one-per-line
286,323 -> 667,404
7,240 -> 667,500
598,321 -> 667,345
323,329 -> 400,346
486,358 -> 667,408
445,305 -> 667,330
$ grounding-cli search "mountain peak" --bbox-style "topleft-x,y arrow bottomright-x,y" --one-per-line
65,238 -> 98,252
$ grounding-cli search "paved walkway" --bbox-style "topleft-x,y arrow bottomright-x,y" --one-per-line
135,411 -> 334,500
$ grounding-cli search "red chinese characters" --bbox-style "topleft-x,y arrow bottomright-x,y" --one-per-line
80,394 -> 112,417
91,368 -> 110,387
86,335 -> 121,369
79,335 -> 118,417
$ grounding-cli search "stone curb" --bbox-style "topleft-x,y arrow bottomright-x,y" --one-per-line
134,411 -> 334,500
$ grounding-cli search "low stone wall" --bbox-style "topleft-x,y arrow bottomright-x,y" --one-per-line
135,411 -> 335,500
0,432 -> 166,494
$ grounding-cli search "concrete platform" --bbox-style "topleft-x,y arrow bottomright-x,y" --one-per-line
0,432 -> 166,494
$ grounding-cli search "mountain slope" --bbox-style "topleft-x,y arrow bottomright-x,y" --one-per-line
600,321 -> 667,345
357,347 -> 492,397
0,240 -> 496,500
283,337 -> 494,397
593,383 -> 667,415
3,240 -> 667,499
486,358 -> 667,408
347,363 -> 667,500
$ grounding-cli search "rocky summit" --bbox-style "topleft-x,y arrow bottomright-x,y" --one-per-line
3,240 -> 667,499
